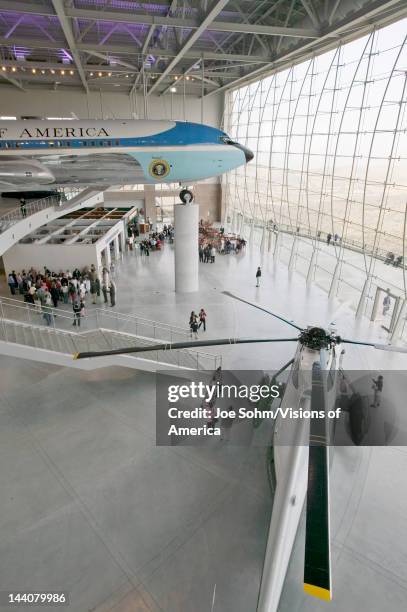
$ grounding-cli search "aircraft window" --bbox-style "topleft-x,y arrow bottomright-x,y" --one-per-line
220,136 -> 234,144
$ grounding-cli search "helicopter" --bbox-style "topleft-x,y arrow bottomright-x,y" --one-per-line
72,290 -> 406,611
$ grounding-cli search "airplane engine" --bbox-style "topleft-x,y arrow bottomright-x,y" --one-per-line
0,158 -> 55,186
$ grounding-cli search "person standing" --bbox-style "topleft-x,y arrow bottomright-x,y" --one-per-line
72,300 -> 81,326
109,280 -> 116,307
42,290 -> 53,326
198,308 -> 207,331
189,311 -> 197,337
20,197 -> 27,218
199,246 -> 204,262
190,315 -> 199,339
256,266 -> 262,287
210,245 -> 216,263
7,271 -> 17,295
50,281 -> 59,308
102,268 -> 110,303
382,291 -> 391,316
327,233 -> 332,245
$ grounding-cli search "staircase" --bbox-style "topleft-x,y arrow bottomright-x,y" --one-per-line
0,297 -> 221,372
0,188 -> 105,255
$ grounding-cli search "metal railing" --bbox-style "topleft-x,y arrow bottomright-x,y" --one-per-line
0,195 -> 60,234
0,188 -> 83,235
258,221 -> 405,267
0,296 -> 221,370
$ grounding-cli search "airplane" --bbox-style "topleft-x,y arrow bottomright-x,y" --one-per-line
71,290 -> 406,611
0,119 -> 253,202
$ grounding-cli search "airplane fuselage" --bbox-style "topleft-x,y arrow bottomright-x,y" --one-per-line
0,119 -> 253,191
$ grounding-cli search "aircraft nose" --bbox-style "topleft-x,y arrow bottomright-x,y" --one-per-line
243,145 -> 254,163
233,142 -> 254,162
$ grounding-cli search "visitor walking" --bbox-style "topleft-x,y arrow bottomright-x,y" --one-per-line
20,197 -> 27,218
109,280 -> 116,307
256,266 -> 262,287
72,300 -> 81,327
198,308 -> 207,331
382,291 -> 391,316
7,271 -> 17,295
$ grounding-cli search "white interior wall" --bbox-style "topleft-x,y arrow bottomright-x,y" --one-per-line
3,244 -> 99,274
0,87 -> 223,128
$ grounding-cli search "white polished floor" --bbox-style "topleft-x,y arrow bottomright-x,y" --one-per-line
0,241 -> 406,611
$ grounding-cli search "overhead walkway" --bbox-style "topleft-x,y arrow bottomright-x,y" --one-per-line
0,296 -> 220,372
0,188 -> 106,255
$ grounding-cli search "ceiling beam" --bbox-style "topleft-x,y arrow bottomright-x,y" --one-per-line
0,36 -> 269,64
203,0 -> 407,97
64,7 -> 320,38
160,59 -> 200,95
51,0 -> 88,93
0,71 -> 25,91
147,0 -> 230,96
0,1 -> 319,38
83,50 -> 139,71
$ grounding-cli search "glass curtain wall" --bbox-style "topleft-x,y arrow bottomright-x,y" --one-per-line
224,20 -> 407,336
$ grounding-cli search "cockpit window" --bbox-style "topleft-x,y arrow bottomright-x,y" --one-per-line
220,136 -> 234,144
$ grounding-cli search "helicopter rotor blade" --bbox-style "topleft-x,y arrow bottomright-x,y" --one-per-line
342,339 -> 407,354
73,336 -> 299,360
304,361 -> 332,602
222,291 -> 303,331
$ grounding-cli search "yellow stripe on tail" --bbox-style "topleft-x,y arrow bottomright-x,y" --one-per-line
304,583 -> 332,601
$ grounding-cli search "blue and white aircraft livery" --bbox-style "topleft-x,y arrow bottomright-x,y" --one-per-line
0,119 -> 253,190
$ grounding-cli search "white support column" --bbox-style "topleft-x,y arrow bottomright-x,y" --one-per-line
174,203 -> 199,293
118,230 -> 124,255
356,276 -> 370,319
328,261 -> 340,299
390,298 -> 407,343
306,248 -> 316,285
273,232 -> 280,257
231,210 -> 236,234
249,217 -> 255,244
104,245 -> 111,268
267,229 -> 273,252
260,226 -> 266,254
114,235 -> 121,261
288,237 -> 297,271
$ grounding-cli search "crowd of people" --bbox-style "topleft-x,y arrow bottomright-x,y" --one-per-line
127,224 -> 175,255
384,252 -> 403,267
198,220 -> 246,263
6,263 -> 116,327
